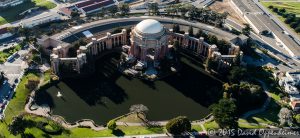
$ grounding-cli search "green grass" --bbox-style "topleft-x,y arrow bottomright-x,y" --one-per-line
203,121 -> 219,130
191,125 -> 203,131
0,45 -> 21,64
244,99 -> 281,126
0,0 -> 57,25
261,1 -> 300,36
262,2 -> 300,15
33,0 -> 56,9
0,71 -> 40,137
63,126 -> 165,138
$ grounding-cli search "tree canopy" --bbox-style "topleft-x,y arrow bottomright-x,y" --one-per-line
166,116 -> 191,135
209,98 -> 238,128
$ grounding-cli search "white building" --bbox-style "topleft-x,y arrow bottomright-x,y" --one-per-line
0,28 -> 13,40
279,71 -> 300,94
20,12 -> 61,28
0,0 -> 23,8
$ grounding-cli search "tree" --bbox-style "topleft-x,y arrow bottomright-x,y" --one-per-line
272,7 -> 278,13
209,98 -> 238,129
148,2 -> 159,15
217,39 -> 231,54
242,23 -> 252,36
268,5 -> 274,9
279,8 -> 286,13
228,66 -> 247,83
107,119 -> 117,130
195,29 -> 204,38
187,5 -> 197,19
295,26 -> 300,33
278,108 -> 293,126
294,114 -> 300,124
9,116 -> 26,135
166,116 -> 191,135
223,82 -> 266,113
207,34 -> 218,44
25,78 -> 40,91
71,11 -> 80,18
108,6 -> 119,16
118,3 -> 130,16
8,115 -> 35,136
188,26 -> 193,36
129,104 -> 149,118
290,22 -> 299,29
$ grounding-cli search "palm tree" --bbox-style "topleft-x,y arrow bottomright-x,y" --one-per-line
129,104 -> 149,118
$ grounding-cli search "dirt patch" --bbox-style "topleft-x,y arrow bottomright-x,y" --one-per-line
209,0 -> 246,25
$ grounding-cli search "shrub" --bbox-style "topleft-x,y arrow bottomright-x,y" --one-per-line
285,17 -> 295,24
107,119 -> 117,130
295,26 -> 300,33
290,22 -> 299,29
294,114 -> 300,124
166,116 -> 191,135
268,5 -> 274,9
25,78 -> 40,91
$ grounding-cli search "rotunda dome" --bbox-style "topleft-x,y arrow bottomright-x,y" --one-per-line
135,19 -> 163,34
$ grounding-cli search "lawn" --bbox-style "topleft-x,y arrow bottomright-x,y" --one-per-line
261,1 -> 300,36
242,99 -> 281,127
0,71 -> 40,137
203,120 -> 219,130
262,2 -> 300,15
0,44 -> 21,64
0,0 -> 56,25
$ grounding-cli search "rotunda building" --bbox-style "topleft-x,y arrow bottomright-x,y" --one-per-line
129,19 -> 169,67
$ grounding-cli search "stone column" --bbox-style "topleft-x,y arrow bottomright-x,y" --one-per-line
197,37 -> 204,55
50,54 -> 60,75
92,38 -> 97,55
106,32 -> 112,49
122,29 -> 127,45
184,32 -> 189,48
208,44 -> 218,58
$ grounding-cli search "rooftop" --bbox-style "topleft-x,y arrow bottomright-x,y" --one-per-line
135,19 -> 163,34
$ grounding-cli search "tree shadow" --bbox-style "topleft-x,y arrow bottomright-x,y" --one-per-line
162,60 -> 223,107
35,89 -> 55,108
62,52 -> 128,106
112,129 -> 125,137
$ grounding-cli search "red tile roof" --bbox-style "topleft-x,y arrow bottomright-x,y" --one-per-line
81,0 -> 114,13
59,7 -> 72,16
291,101 -> 300,108
75,0 -> 109,8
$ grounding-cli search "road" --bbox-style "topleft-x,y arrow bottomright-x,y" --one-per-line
53,16 -> 237,43
226,19 -> 298,71
254,0 -> 300,46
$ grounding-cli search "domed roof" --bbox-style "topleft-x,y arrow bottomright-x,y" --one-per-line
135,19 -> 163,34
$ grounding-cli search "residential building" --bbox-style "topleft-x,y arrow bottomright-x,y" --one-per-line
279,71 -> 300,94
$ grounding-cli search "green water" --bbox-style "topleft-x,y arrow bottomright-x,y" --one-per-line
35,53 -> 223,124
